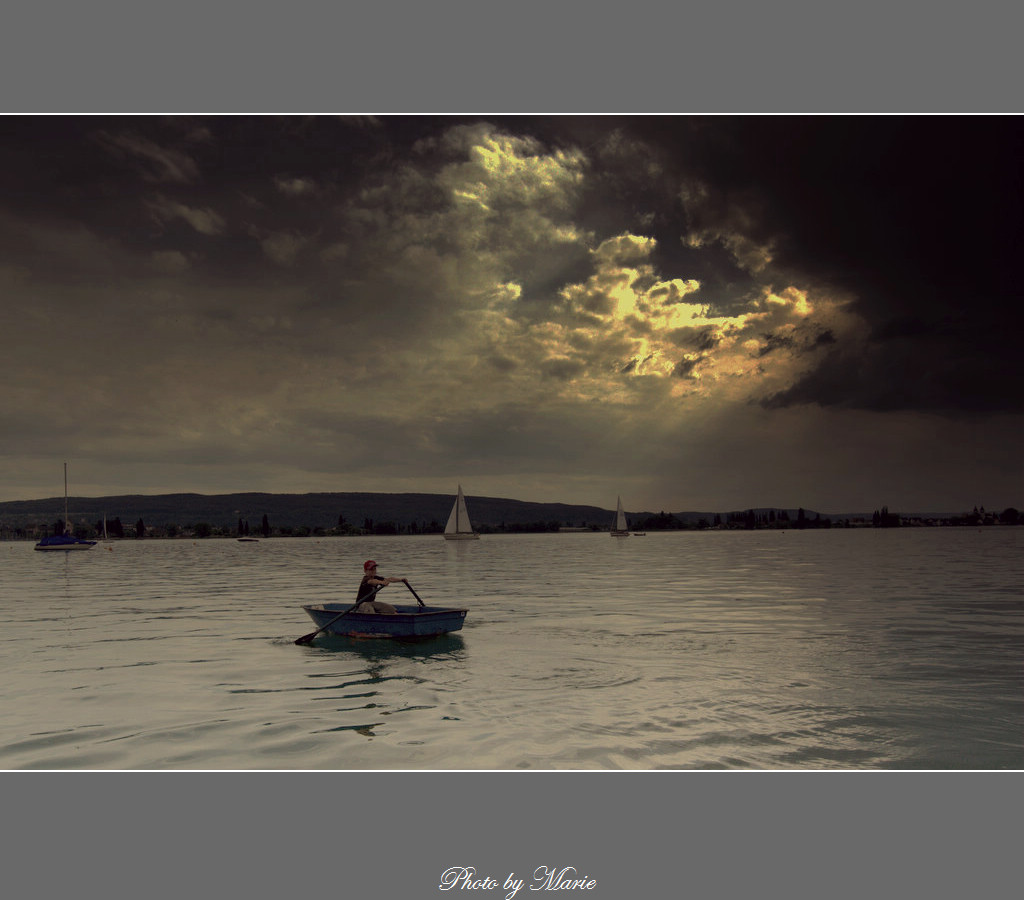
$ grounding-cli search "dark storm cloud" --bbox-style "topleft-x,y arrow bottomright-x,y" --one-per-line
666,325 -> 722,353
612,116 -> 1024,414
763,340 -> 1022,415
94,130 -> 202,184
542,358 -> 587,380
755,325 -> 836,359
671,357 -> 701,379
467,116 -> 1023,414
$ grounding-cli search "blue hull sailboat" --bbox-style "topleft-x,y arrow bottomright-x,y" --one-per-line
34,463 -> 97,551
35,533 -> 97,551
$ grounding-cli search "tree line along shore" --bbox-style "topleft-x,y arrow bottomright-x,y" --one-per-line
2,503 -> 1018,542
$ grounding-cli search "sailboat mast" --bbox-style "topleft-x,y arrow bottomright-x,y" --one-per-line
63,461 -> 68,528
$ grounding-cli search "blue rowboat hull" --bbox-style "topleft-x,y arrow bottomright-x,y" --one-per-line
301,603 -> 467,639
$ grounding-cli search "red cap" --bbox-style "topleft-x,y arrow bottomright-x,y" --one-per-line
363,560 -> 377,571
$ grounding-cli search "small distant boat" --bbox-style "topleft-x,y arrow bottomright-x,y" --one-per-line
632,532 -> 647,536
34,463 -> 97,552
35,532 -> 98,551
237,537 -> 260,542
300,603 -> 468,640
444,485 -> 480,540
610,496 -> 630,537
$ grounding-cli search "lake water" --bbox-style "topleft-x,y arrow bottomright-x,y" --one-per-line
1,529 -> 1021,769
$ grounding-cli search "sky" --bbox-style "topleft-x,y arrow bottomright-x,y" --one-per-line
2,115 -> 1021,514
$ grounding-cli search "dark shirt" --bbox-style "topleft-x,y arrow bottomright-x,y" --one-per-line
356,574 -> 383,603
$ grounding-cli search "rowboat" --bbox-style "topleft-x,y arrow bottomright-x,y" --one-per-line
300,602 -> 468,640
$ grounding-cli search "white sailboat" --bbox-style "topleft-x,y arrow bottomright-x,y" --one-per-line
34,463 -> 97,551
444,485 -> 480,540
610,496 -> 630,537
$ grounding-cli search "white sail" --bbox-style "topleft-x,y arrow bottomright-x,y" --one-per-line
444,485 -> 480,540
611,496 -> 630,536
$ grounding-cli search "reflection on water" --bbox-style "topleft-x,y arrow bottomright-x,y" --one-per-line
309,633 -> 467,661
0,530 -> 1021,769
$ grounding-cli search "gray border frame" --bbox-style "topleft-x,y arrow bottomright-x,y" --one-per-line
3,772 -> 1020,897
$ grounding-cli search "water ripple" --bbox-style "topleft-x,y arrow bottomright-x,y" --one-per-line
1,531 -> 1021,769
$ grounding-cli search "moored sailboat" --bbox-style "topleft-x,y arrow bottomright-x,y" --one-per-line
34,463 -> 97,551
443,485 -> 480,540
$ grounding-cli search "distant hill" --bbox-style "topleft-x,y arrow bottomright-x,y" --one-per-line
1,490 -> 976,537
0,490 -> 623,533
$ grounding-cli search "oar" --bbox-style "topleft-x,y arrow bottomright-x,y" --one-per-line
294,586 -> 383,645
403,579 -> 426,608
